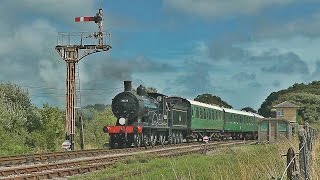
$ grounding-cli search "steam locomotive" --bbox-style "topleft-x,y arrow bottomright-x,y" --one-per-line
103,81 -> 263,148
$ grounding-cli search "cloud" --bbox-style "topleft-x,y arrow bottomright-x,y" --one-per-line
272,80 -> 281,87
77,55 -> 177,104
168,58 -> 234,99
86,55 -> 176,81
255,11 -> 320,38
0,19 -> 58,77
260,52 -> 309,74
0,18 -> 67,106
207,32 -> 253,61
205,35 -> 310,76
232,72 -> 256,82
248,82 -> 262,88
163,0 -> 294,19
0,1 -> 143,107
310,61 -> 320,80
1,0 -> 95,23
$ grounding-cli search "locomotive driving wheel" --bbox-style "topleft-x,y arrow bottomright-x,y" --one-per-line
172,131 -> 177,144
134,133 -> 141,147
151,131 -> 157,147
159,133 -> 166,146
143,133 -> 149,147
179,131 -> 183,143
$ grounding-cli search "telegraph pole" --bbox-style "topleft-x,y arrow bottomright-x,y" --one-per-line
56,8 -> 111,150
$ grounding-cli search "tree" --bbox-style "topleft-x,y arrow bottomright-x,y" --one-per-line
28,104 -> 64,151
146,87 -> 157,93
84,104 -> 107,112
0,83 -> 36,155
241,107 -> 257,113
258,81 -> 320,123
78,105 -> 116,148
132,86 -> 158,94
194,93 -> 232,108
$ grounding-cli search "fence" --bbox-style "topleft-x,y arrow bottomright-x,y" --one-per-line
281,122 -> 317,180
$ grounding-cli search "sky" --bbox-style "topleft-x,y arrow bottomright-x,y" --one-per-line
1,0 -> 320,110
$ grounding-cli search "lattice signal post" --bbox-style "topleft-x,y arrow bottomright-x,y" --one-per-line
55,9 -> 111,150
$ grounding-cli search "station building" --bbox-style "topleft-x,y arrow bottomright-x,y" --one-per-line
258,101 -> 300,143
272,101 -> 299,123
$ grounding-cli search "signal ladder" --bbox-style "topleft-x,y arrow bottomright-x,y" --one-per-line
75,63 -> 82,111
75,63 -> 85,149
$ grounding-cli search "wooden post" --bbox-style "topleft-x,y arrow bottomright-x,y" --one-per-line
79,116 -> 84,150
286,147 -> 297,180
299,126 -> 308,180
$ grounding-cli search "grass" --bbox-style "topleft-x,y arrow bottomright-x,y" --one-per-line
69,139 -> 307,180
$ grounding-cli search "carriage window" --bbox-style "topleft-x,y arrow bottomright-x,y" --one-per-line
182,111 -> 187,124
202,109 -> 205,119
196,108 -> 200,118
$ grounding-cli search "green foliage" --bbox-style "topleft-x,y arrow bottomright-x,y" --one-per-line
0,82 -> 118,155
258,81 -> 320,122
241,107 -> 257,113
0,83 -> 65,155
194,93 -> 232,108
84,104 -> 108,112
131,86 -> 158,94
27,104 -> 64,152
77,105 -> 116,149
0,83 -> 33,155
146,87 -> 157,93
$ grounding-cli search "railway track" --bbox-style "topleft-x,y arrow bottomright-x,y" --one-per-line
0,140 -> 255,179
0,142 -> 201,167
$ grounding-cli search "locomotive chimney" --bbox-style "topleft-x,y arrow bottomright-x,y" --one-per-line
124,81 -> 132,91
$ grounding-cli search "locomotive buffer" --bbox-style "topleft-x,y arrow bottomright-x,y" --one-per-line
55,8 -> 111,150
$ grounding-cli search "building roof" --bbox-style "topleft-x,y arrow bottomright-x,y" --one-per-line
273,101 -> 299,108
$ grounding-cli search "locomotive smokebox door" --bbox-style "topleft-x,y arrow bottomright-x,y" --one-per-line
118,117 -> 126,125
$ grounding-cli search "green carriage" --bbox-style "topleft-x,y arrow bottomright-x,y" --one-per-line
187,99 -> 260,140
223,108 -> 260,139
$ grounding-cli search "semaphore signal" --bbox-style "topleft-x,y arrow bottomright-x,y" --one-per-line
55,8 -> 112,150
75,16 -> 95,22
